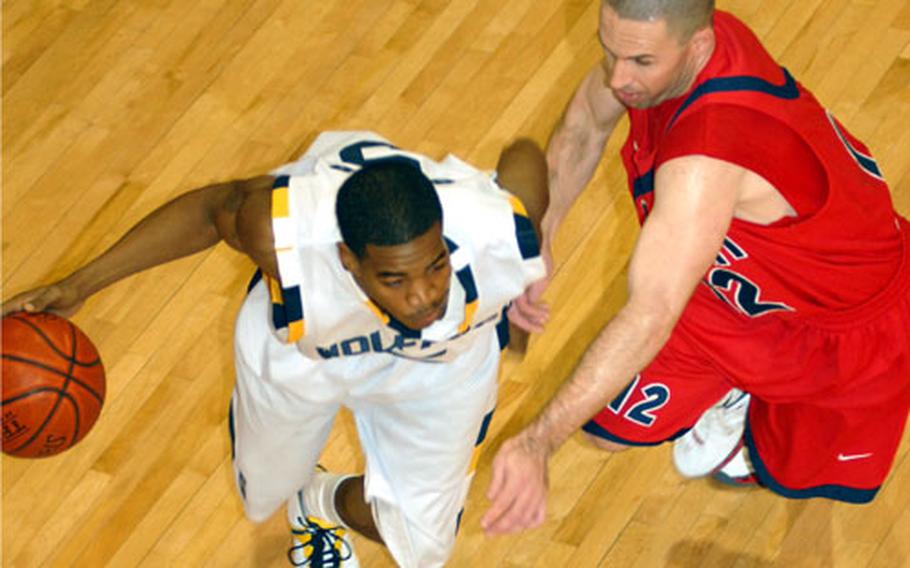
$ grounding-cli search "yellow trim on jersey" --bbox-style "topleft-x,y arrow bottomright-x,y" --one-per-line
507,193 -> 528,217
458,299 -> 478,334
265,274 -> 306,342
287,320 -> 305,343
272,185 -> 290,218
268,274 -> 283,299
364,299 -> 391,325
469,445 -> 482,474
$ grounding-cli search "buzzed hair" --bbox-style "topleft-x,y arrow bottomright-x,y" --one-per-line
336,158 -> 443,258
604,0 -> 714,39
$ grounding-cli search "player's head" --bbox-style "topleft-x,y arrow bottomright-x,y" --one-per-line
599,0 -> 715,109
336,159 -> 451,330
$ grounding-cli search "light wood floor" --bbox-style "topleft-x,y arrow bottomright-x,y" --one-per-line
3,0 -> 910,566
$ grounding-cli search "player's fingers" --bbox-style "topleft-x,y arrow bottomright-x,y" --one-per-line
482,486 -> 520,533
24,289 -> 59,313
2,290 -> 45,316
482,457 -> 518,531
507,308 -> 543,334
486,455 -> 506,500
508,298 -> 546,333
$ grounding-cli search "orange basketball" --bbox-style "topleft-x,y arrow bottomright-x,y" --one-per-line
1,312 -> 106,458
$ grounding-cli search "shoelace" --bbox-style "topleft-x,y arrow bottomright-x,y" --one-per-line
288,515 -> 353,567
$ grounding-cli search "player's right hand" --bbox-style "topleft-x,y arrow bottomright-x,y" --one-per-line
1,283 -> 84,318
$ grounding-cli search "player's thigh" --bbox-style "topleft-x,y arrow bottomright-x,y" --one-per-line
230,280 -> 343,521
229,388 -> 340,522
583,330 -> 732,447
354,343 -> 500,566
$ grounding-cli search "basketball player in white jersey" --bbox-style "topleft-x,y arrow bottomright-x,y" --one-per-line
3,131 -> 547,567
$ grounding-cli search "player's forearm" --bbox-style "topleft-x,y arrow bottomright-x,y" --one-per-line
61,183 -> 232,300
542,106 -> 612,243
519,302 -> 675,455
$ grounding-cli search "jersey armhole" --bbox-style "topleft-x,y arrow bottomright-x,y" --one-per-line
657,104 -> 828,219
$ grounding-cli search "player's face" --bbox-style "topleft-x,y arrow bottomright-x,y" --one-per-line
341,222 -> 451,331
598,6 -> 705,109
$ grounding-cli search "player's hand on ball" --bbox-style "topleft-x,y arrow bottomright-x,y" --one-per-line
2,282 -> 84,318
481,432 -> 550,535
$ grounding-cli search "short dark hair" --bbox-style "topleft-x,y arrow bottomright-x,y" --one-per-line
336,159 -> 443,258
604,0 -> 714,39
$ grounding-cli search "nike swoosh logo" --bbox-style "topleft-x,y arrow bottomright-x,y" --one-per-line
837,452 -> 873,462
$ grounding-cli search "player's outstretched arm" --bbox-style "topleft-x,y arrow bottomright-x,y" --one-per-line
2,175 -> 276,317
506,62 -> 625,335
543,60 -> 625,246
483,156 -> 745,535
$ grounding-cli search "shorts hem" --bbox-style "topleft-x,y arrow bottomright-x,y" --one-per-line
581,420 -> 688,447
744,422 -> 879,504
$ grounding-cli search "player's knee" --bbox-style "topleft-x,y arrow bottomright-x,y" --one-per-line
238,496 -> 281,524
582,432 -> 631,453
242,506 -> 273,524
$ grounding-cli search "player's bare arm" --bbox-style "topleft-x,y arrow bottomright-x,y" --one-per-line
1,175 -> 276,317
483,155 -> 748,535
543,60 -> 626,242
508,63 -> 625,334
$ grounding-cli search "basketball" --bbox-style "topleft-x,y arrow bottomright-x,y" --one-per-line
1,312 -> 106,458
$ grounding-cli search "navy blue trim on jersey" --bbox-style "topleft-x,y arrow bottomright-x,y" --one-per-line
456,266 -> 479,304
632,169 -> 655,199
455,508 -> 464,534
228,398 -> 236,460
496,307 -> 510,350
514,213 -> 541,260
272,284 -> 304,330
581,419 -> 689,446
386,315 -> 423,339
247,269 -> 263,293
475,409 -> 495,446
667,66 -> 800,131
744,422 -> 879,504
827,112 -> 884,179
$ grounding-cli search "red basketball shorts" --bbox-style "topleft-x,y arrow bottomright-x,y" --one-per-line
584,269 -> 910,503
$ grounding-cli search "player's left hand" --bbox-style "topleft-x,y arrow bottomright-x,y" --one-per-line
508,275 -> 550,333
508,243 -> 553,334
481,432 -> 550,535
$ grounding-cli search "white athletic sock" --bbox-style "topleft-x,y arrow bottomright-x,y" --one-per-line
296,471 -> 355,529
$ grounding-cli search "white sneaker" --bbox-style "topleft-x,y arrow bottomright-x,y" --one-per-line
673,389 -> 750,479
288,488 -> 359,567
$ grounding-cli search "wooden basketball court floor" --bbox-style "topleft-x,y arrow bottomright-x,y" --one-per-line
3,0 -> 909,565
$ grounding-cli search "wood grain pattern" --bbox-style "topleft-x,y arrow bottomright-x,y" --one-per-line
3,1 -> 908,566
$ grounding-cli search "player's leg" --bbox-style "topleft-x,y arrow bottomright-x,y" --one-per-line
299,470 -> 382,543
231,279 -> 344,521
581,320 -> 733,453
740,305 -> 910,503
233,278 -> 357,566
349,333 -> 501,567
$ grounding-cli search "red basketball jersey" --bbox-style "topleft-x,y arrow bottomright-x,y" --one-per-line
620,10 -> 907,321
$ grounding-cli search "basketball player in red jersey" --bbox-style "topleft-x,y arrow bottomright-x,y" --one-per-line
484,0 -> 910,534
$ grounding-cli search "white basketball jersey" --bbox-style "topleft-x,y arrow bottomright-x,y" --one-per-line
264,131 -> 544,365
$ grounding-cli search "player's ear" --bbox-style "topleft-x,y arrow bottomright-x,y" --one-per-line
337,242 -> 361,275
688,24 -> 714,61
